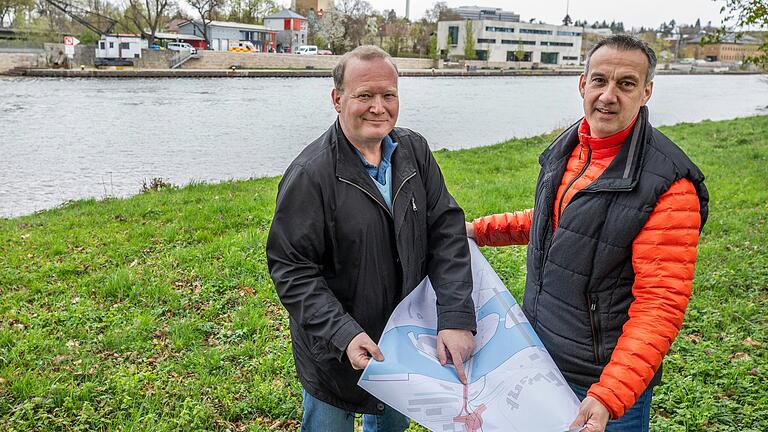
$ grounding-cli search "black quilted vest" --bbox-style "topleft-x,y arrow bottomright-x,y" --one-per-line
522,106 -> 709,389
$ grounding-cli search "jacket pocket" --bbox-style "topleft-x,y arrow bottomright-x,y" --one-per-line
308,333 -> 335,362
588,294 -> 603,365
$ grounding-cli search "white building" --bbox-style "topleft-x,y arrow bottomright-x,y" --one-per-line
437,15 -> 583,66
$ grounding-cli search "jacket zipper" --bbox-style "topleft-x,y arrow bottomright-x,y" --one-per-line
588,295 -> 603,364
393,172 -> 416,206
536,147 -> 593,326
533,178 -> 553,325
337,172 -> 416,219
338,177 -> 392,217
556,146 -> 593,220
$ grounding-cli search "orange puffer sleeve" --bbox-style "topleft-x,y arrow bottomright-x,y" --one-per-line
471,209 -> 534,247
587,179 -> 702,418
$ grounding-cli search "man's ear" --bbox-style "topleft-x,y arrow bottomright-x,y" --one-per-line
331,88 -> 342,113
578,73 -> 586,99
642,80 -> 654,106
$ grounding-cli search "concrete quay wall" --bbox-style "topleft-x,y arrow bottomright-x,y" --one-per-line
180,51 -> 439,70
0,51 -> 46,73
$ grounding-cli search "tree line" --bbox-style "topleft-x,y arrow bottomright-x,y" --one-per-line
0,0 -> 453,57
0,0 -> 281,45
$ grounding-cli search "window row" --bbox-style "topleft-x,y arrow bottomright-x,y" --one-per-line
483,27 -> 582,37
485,26 -> 515,33
474,50 -> 565,63
475,39 -> 571,47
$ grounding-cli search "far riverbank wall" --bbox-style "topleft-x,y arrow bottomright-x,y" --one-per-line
0,48 -> 439,74
3,46 -> 765,76
178,51 -> 439,70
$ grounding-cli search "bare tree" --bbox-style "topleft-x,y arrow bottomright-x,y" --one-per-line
185,0 -> 223,48
385,17 -> 407,57
335,0 -> 372,50
408,19 -> 432,57
318,6 -> 345,54
0,0 -> 34,26
124,0 -> 176,45
225,0 -> 277,24
423,1 -> 456,23
0,0 -> 30,27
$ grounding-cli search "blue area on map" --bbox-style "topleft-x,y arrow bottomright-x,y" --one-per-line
361,290 -> 545,385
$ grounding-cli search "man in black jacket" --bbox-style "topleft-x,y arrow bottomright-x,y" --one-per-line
266,45 -> 477,431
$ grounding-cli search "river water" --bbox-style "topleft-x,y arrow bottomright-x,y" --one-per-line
1,74 -> 767,217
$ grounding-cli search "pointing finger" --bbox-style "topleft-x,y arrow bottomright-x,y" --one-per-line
450,348 -> 467,385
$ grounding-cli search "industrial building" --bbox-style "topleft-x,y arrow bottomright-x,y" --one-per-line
178,20 -> 276,52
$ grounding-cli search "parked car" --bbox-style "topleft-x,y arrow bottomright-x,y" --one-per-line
167,42 -> 196,55
294,45 -> 318,55
318,49 -> 333,55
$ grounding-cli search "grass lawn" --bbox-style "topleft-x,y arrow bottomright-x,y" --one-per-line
1,115 -> 766,431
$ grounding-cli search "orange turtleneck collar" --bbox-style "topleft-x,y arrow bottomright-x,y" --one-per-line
578,115 -> 639,151
552,114 -> 640,229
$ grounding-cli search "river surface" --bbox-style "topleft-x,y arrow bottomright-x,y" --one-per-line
2,74 -> 767,217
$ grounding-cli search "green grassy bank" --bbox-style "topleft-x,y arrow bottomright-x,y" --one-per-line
1,116 -> 766,431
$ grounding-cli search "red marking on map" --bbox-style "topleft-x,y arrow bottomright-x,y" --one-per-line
453,384 -> 487,432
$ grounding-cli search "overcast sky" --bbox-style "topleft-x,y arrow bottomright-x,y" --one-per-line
340,0 -> 729,29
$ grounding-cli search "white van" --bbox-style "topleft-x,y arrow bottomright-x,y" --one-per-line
167,42 -> 197,55
294,45 -> 318,55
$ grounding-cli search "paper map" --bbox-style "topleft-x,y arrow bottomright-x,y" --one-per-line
359,240 -> 581,432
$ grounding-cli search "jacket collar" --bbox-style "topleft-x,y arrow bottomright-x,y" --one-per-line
332,119 -> 417,215
540,106 -> 650,192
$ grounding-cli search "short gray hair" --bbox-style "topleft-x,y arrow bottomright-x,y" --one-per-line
584,34 -> 657,83
333,45 -> 399,92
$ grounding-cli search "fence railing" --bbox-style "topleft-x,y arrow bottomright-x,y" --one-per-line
169,50 -> 194,69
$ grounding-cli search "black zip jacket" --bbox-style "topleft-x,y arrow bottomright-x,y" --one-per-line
267,121 -> 476,414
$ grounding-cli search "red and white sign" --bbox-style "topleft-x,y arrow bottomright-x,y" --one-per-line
63,36 -> 80,58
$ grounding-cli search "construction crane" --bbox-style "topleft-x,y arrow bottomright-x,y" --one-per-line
44,0 -> 142,67
44,0 -> 117,36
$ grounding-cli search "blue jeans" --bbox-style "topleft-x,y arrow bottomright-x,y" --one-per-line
570,383 -> 653,432
301,388 -> 411,432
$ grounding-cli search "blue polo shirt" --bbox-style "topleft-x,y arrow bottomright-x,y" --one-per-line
354,135 -> 398,213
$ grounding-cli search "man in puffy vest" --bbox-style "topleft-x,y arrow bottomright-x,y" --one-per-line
467,35 -> 708,432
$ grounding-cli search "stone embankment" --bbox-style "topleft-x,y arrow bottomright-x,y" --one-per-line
3,46 -> 763,77
20,68 -> 585,78
0,51 -> 46,73
178,51 -> 439,70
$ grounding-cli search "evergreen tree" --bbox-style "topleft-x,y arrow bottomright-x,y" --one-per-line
463,19 -> 476,60
428,32 -> 437,59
